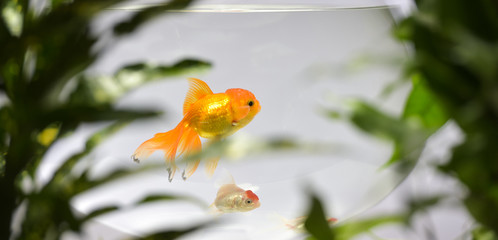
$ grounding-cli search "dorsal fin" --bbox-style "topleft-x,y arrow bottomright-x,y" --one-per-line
183,78 -> 214,115
214,168 -> 236,188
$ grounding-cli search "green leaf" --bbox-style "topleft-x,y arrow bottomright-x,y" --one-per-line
348,101 -> 408,141
25,16 -> 99,104
46,120 -> 132,191
47,107 -> 159,129
394,0 -> 498,236
406,195 -> 446,223
26,120 -> 207,238
304,194 -> 335,240
179,134 -> 340,165
472,226 -> 498,240
403,73 -> 448,130
382,73 -> 449,168
68,59 -> 211,107
393,17 -> 414,41
451,30 -> 498,82
80,205 -> 120,222
0,0 -> 207,238
136,194 -> 208,209
137,223 -> 211,240
333,215 -> 405,240
72,163 -> 164,196
113,0 -> 196,35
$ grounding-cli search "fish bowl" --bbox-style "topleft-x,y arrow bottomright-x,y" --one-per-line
38,0 -> 414,239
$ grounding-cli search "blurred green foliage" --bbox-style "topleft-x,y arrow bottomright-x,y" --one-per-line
304,194 -> 336,240
304,0 -> 498,239
397,0 -> 498,235
0,0 -> 213,239
304,193 -> 445,240
472,226 -> 498,240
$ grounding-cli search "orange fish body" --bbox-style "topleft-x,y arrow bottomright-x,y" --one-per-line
132,78 -> 261,181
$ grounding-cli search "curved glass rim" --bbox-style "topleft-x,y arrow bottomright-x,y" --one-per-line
108,0 -> 412,12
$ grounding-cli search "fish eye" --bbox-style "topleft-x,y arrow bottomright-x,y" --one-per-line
248,100 -> 254,107
246,199 -> 252,204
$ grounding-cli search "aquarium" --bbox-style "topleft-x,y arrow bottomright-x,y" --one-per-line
37,1 -> 412,239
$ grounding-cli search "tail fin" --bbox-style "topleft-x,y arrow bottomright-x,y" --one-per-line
132,121 -> 200,181
179,127 -> 202,180
204,139 -> 221,177
205,156 -> 220,177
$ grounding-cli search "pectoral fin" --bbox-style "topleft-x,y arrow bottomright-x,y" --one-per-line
232,105 -> 250,123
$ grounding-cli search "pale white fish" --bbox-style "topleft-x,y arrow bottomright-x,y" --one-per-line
210,169 -> 261,214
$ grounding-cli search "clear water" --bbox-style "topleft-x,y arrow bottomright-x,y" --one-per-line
40,5 -> 410,239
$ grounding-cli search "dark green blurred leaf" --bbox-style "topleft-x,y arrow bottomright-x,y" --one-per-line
25,108 -> 159,180
472,226 -> 498,240
393,17 -> 414,41
395,0 -> 498,236
439,136 -> 498,231
344,101 -> 429,169
25,16 -> 99,104
137,223 -> 211,240
349,101 -> 408,140
301,194 -> 408,240
80,205 -> 120,222
75,165 -> 160,192
68,59 -> 211,107
406,195 -> 446,224
23,120 -> 207,238
48,107 -> 160,131
0,155 -> 4,177
179,134 -> 341,165
383,73 -> 449,167
47,120 -> 131,188
113,0 -> 196,35
137,194 -> 207,208
19,121 -> 133,237
304,194 -> 335,240
1,0 -> 205,238
452,30 -> 498,82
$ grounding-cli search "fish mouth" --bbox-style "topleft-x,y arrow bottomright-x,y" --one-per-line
255,99 -> 261,113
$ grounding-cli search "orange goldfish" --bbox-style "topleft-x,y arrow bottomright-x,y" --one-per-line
132,78 -> 261,181
211,174 -> 261,213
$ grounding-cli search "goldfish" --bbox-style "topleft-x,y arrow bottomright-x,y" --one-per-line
211,173 -> 261,213
132,78 -> 261,181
